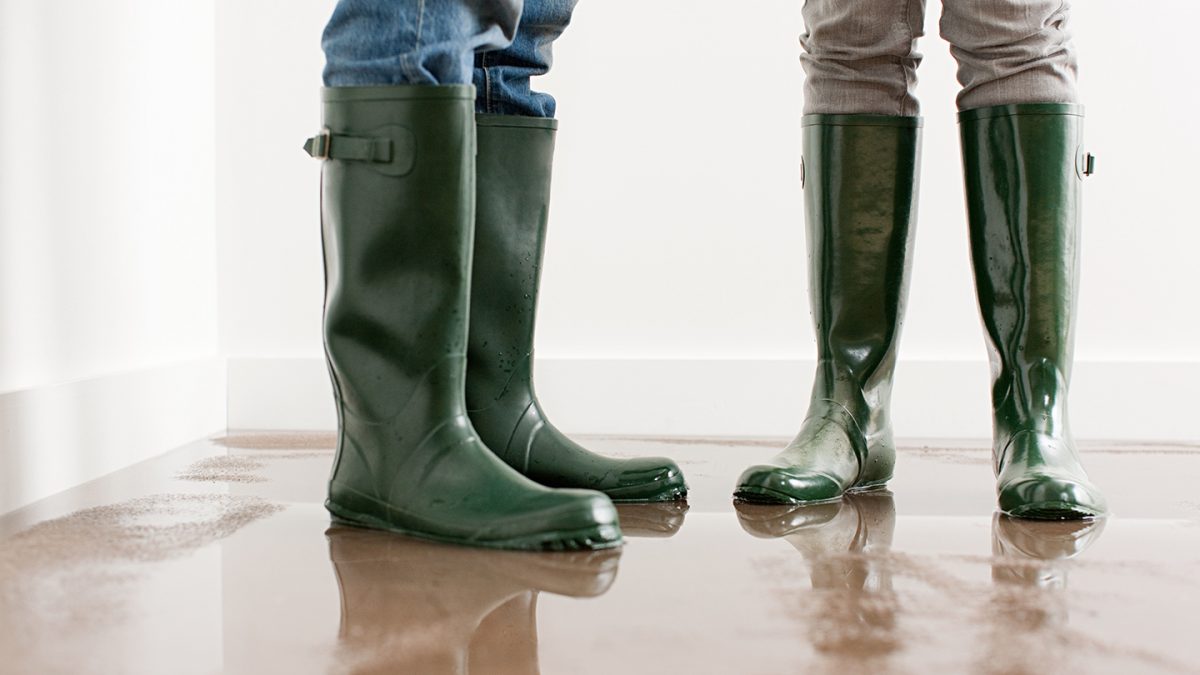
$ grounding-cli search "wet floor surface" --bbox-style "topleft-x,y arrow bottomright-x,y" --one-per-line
1,434 -> 1198,674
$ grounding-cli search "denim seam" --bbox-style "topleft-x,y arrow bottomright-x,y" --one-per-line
414,0 -> 425,53
400,0 -> 426,83
482,53 -> 494,114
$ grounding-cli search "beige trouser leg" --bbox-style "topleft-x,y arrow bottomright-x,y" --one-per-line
800,0 -> 1079,114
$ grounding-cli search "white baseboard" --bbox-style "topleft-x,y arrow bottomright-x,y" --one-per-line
0,359 -> 226,514
226,356 -> 1200,443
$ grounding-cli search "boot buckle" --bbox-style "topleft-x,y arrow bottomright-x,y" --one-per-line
303,128 -> 332,160
1075,149 -> 1096,179
314,128 -> 332,160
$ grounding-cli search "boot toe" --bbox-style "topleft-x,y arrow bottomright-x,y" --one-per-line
605,457 -> 688,503
733,465 -> 844,505
998,474 -> 1108,520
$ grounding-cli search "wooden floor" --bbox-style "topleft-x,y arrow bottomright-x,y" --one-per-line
1,434 -> 1197,674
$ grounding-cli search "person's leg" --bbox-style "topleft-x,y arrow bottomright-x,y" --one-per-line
464,0 -> 688,502
944,1 -> 1106,519
307,0 -> 623,549
800,0 -> 926,115
322,0 -> 521,86
939,0 -> 1077,111
471,0 -> 577,116
734,0 -> 925,505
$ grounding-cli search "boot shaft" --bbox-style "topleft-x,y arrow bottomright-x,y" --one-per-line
467,115 -> 557,406
959,104 -> 1087,436
801,115 -> 922,418
319,86 -> 477,423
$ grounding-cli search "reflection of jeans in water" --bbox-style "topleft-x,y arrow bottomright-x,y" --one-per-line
321,0 -> 578,117
801,0 -> 1079,114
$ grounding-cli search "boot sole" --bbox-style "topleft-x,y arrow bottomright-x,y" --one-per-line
327,501 -> 623,552
1001,501 -> 1105,521
732,478 -> 891,506
608,485 -> 689,504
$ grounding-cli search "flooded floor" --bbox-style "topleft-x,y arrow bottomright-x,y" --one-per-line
1,434 -> 1198,674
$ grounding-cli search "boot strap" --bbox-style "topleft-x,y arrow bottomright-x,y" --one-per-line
303,128 -> 393,163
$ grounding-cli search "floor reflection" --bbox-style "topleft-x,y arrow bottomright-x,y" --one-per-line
737,493 -> 900,667
5,436 -> 1192,674
615,502 -> 690,538
327,528 -> 618,674
736,495 -> 1109,673
991,513 -> 1105,589
980,514 -> 1106,673
327,502 -> 690,674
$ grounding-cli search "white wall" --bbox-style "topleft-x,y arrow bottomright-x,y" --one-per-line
214,0 -> 329,360
217,1 -> 1200,439
0,1 -> 225,513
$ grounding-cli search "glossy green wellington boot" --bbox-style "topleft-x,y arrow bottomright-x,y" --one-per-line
306,86 -> 621,550
734,116 -> 921,504
960,103 -> 1107,520
465,115 -> 686,503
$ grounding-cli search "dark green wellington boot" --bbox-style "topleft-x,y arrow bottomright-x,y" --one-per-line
465,114 -> 686,503
960,104 -> 1107,520
734,116 -> 921,504
306,86 -> 621,550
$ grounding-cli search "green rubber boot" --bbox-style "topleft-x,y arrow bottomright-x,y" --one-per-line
960,104 -> 1107,520
735,116 -> 921,504
306,86 -> 621,550
465,115 -> 687,503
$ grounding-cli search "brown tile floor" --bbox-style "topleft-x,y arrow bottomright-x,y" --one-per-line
2,434 -> 1198,674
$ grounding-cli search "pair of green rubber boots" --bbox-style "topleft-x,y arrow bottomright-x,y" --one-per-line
307,86 -> 685,551
310,86 -> 1105,553
735,105 -> 1107,520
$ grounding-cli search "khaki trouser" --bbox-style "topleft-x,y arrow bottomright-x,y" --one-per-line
801,0 -> 1077,114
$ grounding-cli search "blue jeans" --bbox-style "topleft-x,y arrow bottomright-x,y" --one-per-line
322,0 -> 578,118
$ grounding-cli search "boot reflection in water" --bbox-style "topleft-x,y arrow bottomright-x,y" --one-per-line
737,493 -> 899,661
615,502 -> 690,538
326,526 -> 619,675
978,515 -> 1104,672
985,515 -> 1104,649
